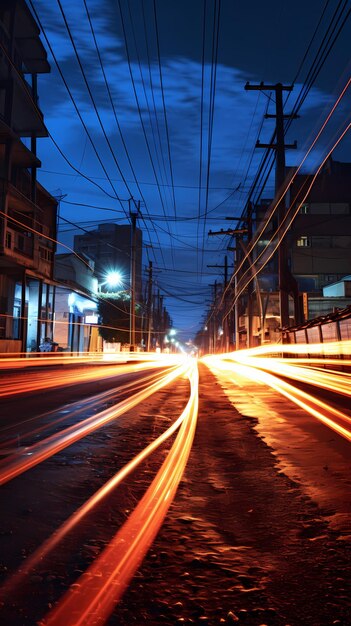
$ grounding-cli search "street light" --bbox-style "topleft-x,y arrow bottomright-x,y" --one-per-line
104,271 -> 122,287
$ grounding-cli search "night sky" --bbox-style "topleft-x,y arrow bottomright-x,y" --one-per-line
29,0 -> 351,341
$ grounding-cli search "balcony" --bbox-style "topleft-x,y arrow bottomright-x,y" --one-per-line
5,227 -> 33,258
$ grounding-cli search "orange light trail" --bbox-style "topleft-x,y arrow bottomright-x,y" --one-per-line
0,367 -> 181,452
234,356 -> 351,398
203,341 -> 351,443
227,340 -> 351,358
0,351 -> 182,370
0,353 -> 182,398
0,360 -> 190,485
35,360 -> 198,626
0,361 -> 198,598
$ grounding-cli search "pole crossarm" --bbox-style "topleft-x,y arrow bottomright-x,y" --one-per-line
256,139 -> 297,150
208,228 -> 248,236
265,113 -> 299,119
245,81 -> 293,92
224,216 -> 247,220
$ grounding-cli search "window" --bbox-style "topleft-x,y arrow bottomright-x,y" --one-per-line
309,203 -> 329,214
312,236 -> 331,248
332,236 -> 351,248
308,202 -> 350,215
296,235 -> 311,247
17,235 -> 24,251
332,203 -> 349,214
39,247 -> 53,262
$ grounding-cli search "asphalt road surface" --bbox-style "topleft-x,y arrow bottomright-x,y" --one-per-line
0,357 -> 350,626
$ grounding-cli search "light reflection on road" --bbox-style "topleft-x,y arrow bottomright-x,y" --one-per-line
202,343 -> 351,535
203,341 -> 351,442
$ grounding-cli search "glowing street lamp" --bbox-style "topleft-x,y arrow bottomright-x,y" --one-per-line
104,271 -> 123,290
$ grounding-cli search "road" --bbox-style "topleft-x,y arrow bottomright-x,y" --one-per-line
0,350 -> 350,625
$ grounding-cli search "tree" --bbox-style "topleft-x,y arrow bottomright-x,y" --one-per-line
98,291 -> 131,344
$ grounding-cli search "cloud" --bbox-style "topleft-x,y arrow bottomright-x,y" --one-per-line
32,0 -> 351,334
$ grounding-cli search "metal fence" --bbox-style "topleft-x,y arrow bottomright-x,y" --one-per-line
283,304 -> 351,349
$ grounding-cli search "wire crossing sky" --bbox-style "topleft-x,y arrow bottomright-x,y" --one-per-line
30,0 -> 351,340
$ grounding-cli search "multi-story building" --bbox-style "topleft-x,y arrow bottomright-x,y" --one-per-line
287,158 -> 351,301
234,158 -> 351,346
74,222 -> 143,302
0,0 -> 57,353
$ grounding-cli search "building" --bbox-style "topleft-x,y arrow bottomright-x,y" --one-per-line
73,222 -> 143,302
0,0 -> 58,353
54,253 -> 101,353
287,158 -> 351,295
229,158 -> 351,348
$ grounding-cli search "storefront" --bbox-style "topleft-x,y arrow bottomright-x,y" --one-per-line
54,288 -> 100,353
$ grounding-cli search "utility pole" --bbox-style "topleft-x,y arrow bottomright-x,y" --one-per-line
211,281 -> 218,353
209,228 -> 250,348
245,82 -> 297,330
159,293 -> 164,350
227,246 -> 239,349
129,200 -> 139,351
207,256 -> 233,286
207,256 -> 234,352
146,260 -> 153,351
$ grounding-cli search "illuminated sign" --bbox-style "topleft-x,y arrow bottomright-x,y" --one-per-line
85,314 -> 99,324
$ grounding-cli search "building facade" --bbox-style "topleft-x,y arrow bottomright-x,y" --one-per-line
287,159 -> 351,294
54,253 -> 101,353
0,0 -> 58,353
74,222 -> 143,303
230,159 -> 351,347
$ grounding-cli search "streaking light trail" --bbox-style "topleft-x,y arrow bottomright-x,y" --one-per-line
0,353 -> 183,397
0,360 -> 190,485
0,366 -> 183,452
203,341 -> 351,442
1,360 -> 199,605
32,361 -> 199,626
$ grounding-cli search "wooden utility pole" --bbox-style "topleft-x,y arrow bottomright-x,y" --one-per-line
209,228 -> 250,348
146,260 -> 153,351
245,82 -> 297,330
129,201 -> 139,351
207,256 -> 234,351
207,256 -> 234,287
211,281 -> 218,353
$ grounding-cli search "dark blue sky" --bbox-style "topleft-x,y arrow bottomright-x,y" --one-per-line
29,0 -> 351,340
